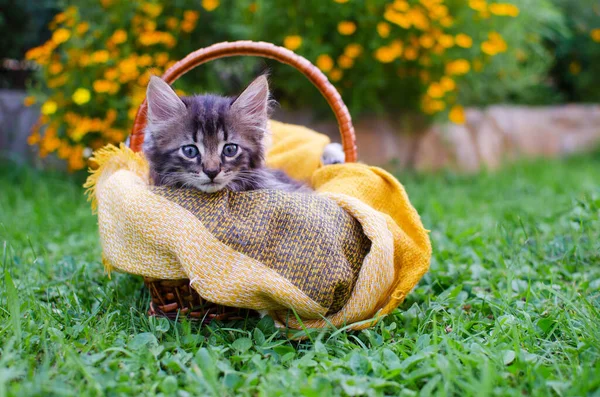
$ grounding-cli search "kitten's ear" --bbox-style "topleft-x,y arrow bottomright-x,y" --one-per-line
231,75 -> 270,128
146,75 -> 186,123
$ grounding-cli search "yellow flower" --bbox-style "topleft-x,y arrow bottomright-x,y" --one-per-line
440,76 -> 456,91
384,9 -> 410,29
337,21 -> 356,35
427,83 -> 444,98
473,58 -> 484,71
489,3 -> 520,17
338,55 -> 354,69
283,35 -> 302,51
202,0 -> 220,11
184,10 -> 200,21
72,88 -> 91,105
329,68 -> 343,82
76,22 -> 89,35
138,54 -> 153,67
41,100 -> 58,115
438,34 -> 455,48
468,0 -> 487,12
49,62 -> 63,75
344,43 -> 363,58
51,28 -> 71,45
316,54 -> 334,72
569,61 -> 581,75
393,0 -> 410,11
455,33 -> 473,48
449,105 -> 466,124
446,59 -> 470,75
419,35 -> 435,49
334,0 -> 349,3
591,29 -> 600,42
23,96 -> 36,107
111,29 -> 128,44
377,22 -> 391,38
374,48 -> 395,63
440,16 -> 454,27
481,31 -> 507,56
155,52 -> 170,66
91,50 -> 110,63
141,3 -> 163,18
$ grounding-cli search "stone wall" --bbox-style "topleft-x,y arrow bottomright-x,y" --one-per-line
0,89 -> 39,163
273,104 -> 600,171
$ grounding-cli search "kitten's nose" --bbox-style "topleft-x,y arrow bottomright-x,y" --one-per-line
203,167 -> 220,181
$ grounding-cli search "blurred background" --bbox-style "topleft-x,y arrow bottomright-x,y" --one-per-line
1,0 -> 599,171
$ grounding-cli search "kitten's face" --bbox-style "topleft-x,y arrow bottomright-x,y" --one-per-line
143,75 -> 269,193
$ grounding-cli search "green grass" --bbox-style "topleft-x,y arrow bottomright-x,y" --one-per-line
1,153 -> 599,396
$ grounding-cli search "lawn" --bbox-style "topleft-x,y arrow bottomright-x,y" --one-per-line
0,153 -> 599,396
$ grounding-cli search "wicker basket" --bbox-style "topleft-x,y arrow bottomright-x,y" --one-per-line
129,41 -> 358,322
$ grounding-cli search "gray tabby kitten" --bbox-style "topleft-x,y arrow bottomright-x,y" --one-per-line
143,75 -> 344,193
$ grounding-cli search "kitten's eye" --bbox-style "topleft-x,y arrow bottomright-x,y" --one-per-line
222,144 -> 238,157
181,145 -> 199,158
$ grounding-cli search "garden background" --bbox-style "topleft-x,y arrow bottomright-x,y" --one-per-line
1,0 -> 599,395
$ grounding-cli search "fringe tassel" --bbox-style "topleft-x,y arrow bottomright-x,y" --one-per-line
83,143 -> 149,213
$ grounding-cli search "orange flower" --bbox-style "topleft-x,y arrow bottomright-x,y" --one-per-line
455,33 -> 473,48
591,29 -> 600,42
51,28 -> 71,45
449,105 -> 466,124
202,0 -> 220,11
181,20 -> 196,33
438,34 -> 454,48
427,83 -> 444,99
338,55 -> 354,69
329,68 -> 343,82
23,96 -> 36,107
316,54 -> 334,72
344,44 -> 363,58
91,50 -> 110,63
377,22 -> 391,38
283,35 -> 302,51
166,17 -> 179,30
419,35 -> 435,49
337,21 -> 356,35
184,10 -> 200,21
141,3 -> 162,18
440,76 -> 456,91
404,46 -> 418,61
445,59 -> 470,75
76,22 -> 89,35
111,29 -> 128,44
489,3 -> 520,17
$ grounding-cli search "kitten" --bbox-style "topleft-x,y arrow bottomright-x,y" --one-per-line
143,75 -> 344,193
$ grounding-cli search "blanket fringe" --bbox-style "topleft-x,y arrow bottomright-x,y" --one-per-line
83,143 -> 149,213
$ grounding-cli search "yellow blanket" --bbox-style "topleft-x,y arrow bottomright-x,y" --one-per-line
86,120 -> 431,330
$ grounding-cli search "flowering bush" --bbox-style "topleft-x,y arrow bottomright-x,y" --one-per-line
25,0 -> 571,170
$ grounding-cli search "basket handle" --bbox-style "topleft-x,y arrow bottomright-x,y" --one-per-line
130,41 -> 357,162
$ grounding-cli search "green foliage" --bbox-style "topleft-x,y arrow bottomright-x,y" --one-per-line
549,0 -> 600,103
1,152 -> 599,395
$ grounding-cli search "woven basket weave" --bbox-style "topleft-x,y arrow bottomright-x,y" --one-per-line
130,41 -> 357,322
